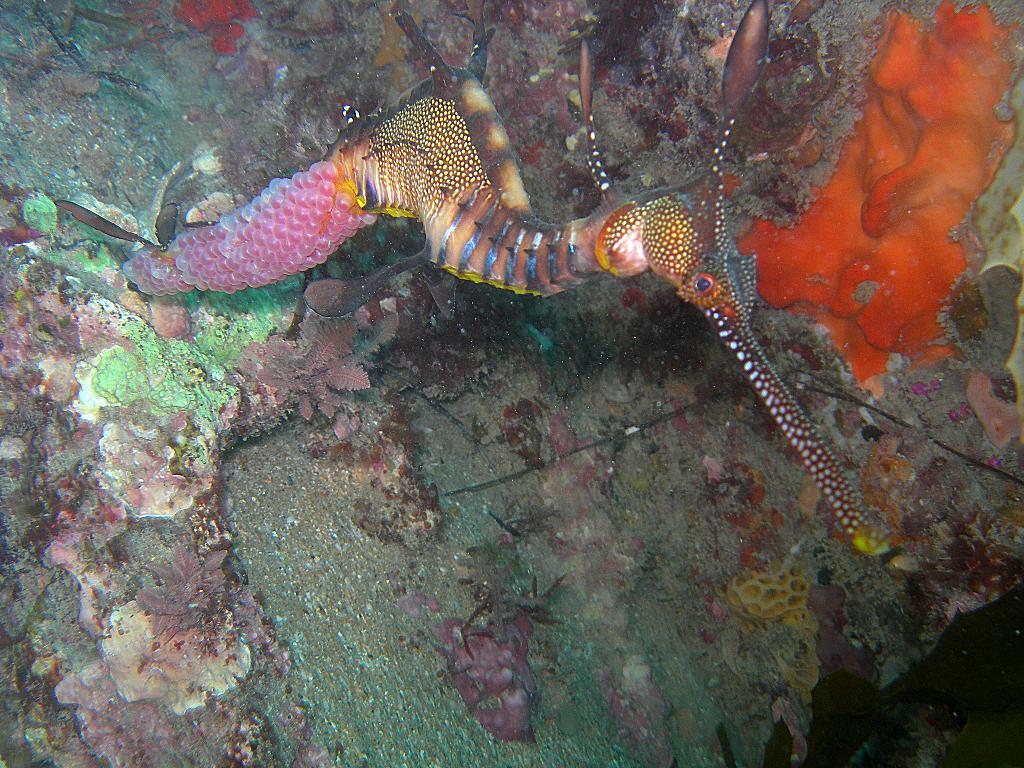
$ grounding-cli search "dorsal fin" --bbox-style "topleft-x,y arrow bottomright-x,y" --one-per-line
390,2 -> 531,214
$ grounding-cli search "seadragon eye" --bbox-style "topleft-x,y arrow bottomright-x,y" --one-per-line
694,273 -> 717,296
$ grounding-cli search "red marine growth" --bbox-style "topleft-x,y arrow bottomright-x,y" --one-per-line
175,0 -> 257,54
741,2 -> 1015,389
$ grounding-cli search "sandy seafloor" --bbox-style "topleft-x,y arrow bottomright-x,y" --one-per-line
2,0 -> 1024,766
225,417 -> 645,767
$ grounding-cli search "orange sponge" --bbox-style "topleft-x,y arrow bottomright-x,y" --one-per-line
739,2 -> 1015,387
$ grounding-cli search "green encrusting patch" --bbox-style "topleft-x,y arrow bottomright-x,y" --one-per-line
74,281 -> 299,433
77,311 -> 238,433
187,276 -> 301,364
22,194 -> 58,234
47,242 -> 121,276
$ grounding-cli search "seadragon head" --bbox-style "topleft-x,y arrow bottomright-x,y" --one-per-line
594,181 -> 893,554
595,179 -> 759,321
594,0 -> 768,321
593,0 -> 894,555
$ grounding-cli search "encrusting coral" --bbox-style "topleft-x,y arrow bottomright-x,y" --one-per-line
724,564 -> 813,629
740,2 -> 1016,390
725,564 -> 820,702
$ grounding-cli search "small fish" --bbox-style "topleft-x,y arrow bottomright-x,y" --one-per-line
303,252 -> 427,317
54,199 -> 157,248
155,202 -> 179,247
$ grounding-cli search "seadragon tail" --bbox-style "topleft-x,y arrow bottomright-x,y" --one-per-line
121,159 -> 376,295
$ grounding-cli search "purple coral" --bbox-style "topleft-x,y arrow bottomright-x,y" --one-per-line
55,663 -> 179,768
242,316 -> 370,439
433,615 -> 535,742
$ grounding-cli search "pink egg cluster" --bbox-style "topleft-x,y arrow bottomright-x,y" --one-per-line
121,249 -> 194,295
123,160 -> 376,295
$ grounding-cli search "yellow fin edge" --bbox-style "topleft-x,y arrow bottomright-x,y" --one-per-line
339,178 -> 416,219
441,265 -> 543,296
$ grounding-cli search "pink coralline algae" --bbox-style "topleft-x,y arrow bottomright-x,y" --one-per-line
434,615 -> 536,742
149,300 -> 193,339
241,316 -> 371,440
99,597 -> 250,714
54,663 -> 180,768
98,422 -> 208,518
47,521 -> 123,637
598,655 -> 674,768
965,371 -> 1020,448
123,160 -> 376,295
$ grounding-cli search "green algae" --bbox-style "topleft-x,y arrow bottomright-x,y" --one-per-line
186,276 -> 301,365
48,242 -> 120,277
80,319 -> 236,434
41,212 -> 134,301
73,280 -> 298,433
22,193 -> 58,233
22,194 -> 58,234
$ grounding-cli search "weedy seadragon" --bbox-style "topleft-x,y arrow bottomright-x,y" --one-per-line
58,0 -> 894,555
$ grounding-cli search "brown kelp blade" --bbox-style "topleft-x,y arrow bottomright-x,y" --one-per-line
722,0 -> 770,122
55,200 -> 158,248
